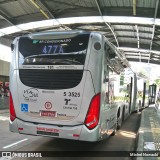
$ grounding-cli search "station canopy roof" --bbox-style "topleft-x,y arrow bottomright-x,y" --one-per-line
0,0 -> 160,65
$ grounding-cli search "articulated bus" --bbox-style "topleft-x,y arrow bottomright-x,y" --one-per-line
9,30 -> 137,142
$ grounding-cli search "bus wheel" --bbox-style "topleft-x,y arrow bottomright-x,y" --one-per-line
111,124 -> 117,136
117,107 -> 125,129
117,109 -> 122,129
117,116 -> 122,130
111,129 -> 116,136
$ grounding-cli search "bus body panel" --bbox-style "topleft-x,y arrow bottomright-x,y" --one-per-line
87,33 -> 103,93
10,38 -> 19,71
100,50 -> 118,138
132,73 -> 138,111
9,31 -> 137,142
86,33 -> 117,139
10,118 -> 100,142
13,70 -> 95,126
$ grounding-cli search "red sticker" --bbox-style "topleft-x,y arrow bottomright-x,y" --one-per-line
41,110 -> 56,117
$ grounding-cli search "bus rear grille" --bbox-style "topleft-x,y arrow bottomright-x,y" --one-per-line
19,69 -> 83,90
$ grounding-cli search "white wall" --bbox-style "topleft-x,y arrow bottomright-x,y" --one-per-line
0,44 -> 11,62
0,60 -> 10,76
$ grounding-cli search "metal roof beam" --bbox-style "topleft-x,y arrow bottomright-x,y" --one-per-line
0,0 -> 17,4
125,52 -> 149,56
148,0 -> 160,63
118,47 -> 160,55
114,29 -> 152,34
126,55 -> 149,59
36,0 -> 55,19
135,24 -> 141,62
94,0 -> 119,47
127,58 -> 160,64
155,27 -> 160,30
128,52 -> 160,57
135,25 -> 140,48
29,0 -> 50,19
153,41 -> 160,46
104,32 -> 113,35
29,0 -> 71,30
111,23 -> 152,28
153,38 -> 160,41
154,29 -> 160,35
0,10 -> 15,26
72,23 -> 107,28
133,0 -> 137,16
74,26 -> 110,32
117,35 -> 151,40
50,0 -> 84,8
0,9 -> 31,34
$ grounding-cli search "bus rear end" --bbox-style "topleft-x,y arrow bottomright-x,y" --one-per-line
9,31 -> 102,142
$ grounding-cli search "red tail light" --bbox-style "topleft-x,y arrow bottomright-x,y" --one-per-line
85,93 -> 100,130
9,92 -> 16,121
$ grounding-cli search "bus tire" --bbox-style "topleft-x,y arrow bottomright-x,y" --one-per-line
111,123 -> 117,136
117,107 -> 125,129
117,117 -> 122,129
122,107 -> 125,121
117,108 -> 122,129
111,128 -> 116,136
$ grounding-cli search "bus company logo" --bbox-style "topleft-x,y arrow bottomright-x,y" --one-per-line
45,101 -> 52,110
32,40 -> 39,44
23,88 -> 39,102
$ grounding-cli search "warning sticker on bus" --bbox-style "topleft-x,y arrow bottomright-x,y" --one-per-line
40,110 -> 57,117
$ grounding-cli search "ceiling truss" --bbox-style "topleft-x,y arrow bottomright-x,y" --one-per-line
0,0 -> 160,65
94,0 -> 119,47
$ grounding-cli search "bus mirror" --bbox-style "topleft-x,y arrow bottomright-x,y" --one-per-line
108,49 -> 116,59
125,94 -> 129,97
109,53 -> 116,59
104,78 -> 109,83
11,44 -> 14,51
123,65 -> 127,68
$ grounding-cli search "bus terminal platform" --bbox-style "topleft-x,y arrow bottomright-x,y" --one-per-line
0,96 -> 9,110
136,105 -> 160,160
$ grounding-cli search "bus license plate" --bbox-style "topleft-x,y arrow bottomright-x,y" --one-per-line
40,110 -> 56,117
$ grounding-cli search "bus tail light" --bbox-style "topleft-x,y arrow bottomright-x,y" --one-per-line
9,92 -> 16,121
18,128 -> 23,131
84,93 -> 100,130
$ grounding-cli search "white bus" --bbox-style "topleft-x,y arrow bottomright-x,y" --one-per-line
9,30 -> 137,142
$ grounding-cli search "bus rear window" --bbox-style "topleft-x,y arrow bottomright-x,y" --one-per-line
19,34 -> 90,65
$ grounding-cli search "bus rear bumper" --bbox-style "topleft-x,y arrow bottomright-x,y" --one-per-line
9,118 -> 100,142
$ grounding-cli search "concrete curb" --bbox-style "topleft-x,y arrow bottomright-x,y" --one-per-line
136,107 -> 160,160
0,109 -> 9,114
136,110 -> 146,160
0,96 -> 9,110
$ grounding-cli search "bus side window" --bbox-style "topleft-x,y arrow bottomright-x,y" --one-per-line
104,42 -> 116,59
109,69 -> 115,104
109,82 -> 114,103
104,65 -> 109,104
